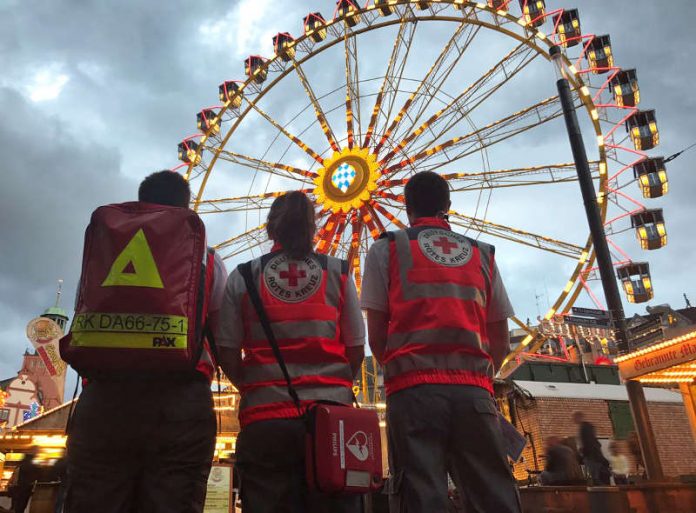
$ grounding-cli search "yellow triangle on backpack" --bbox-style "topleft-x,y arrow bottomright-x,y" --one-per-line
101,228 -> 164,288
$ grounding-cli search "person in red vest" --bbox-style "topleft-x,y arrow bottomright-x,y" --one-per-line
361,171 -> 521,513
216,191 -> 365,513
64,171 -> 227,513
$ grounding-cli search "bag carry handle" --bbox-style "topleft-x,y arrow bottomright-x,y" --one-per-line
238,262 -> 303,415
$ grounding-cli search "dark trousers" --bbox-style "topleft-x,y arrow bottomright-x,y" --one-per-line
235,418 -> 362,513
584,456 -> 611,485
386,385 -> 522,513
11,489 -> 31,513
65,378 -> 216,513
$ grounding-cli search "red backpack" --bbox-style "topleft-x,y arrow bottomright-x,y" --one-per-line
60,202 -> 215,374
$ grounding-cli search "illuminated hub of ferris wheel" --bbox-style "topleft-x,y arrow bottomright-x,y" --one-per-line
173,0 -> 669,379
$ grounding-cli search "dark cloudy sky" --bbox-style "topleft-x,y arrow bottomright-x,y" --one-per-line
1,1 -> 695,392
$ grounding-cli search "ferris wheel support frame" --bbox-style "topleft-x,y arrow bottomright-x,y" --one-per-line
551,45 -> 664,481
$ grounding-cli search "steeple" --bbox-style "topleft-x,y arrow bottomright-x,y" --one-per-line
42,279 -> 69,331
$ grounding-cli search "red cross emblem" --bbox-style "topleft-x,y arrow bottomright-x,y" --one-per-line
279,263 -> 307,287
433,237 -> 459,255
418,228 -> 472,267
265,254 -> 323,302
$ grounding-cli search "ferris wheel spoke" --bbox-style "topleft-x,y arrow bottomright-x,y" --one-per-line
390,23 -> 484,147
290,60 -> 341,154
346,214 -> 364,270
215,224 -> 269,260
316,212 -> 343,253
344,28 -> 362,149
379,162 -> 601,191
214,148 -> 317,184
381,199 -> 583,259
371,200 -> 406,230
197,190 -> 311,214
329,214 -> 350,256
383,95 -> 569,176
366,202 -> 387,235
359,205 -> 383,241
245,100 -> 325,165
448,211 -> 583,259
374,22 -> 479,155
381,42 -> 538,166
363,18 -> 417,149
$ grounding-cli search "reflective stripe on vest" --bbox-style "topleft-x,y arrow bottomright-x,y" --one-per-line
387,327 -> 483,351
384,224 -> 495,395
385,352 -> 493,381
240,384 -> 354,411
239,251 -> 353,427
241,361 -> 353,386
249,320 -> 337,342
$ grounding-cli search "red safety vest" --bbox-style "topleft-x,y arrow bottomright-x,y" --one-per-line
60,202 -> 216,377
383,217 -> 495,396
238,249 -> 354,427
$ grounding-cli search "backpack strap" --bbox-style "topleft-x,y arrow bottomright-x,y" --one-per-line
193,248 -> 217,368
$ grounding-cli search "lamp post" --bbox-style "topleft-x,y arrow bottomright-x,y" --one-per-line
549,45 -> 664,480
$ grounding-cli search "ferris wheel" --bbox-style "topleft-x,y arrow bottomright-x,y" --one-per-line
173,0 -> 669,380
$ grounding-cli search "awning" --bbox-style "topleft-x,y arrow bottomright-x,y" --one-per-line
513,380 -> 683,403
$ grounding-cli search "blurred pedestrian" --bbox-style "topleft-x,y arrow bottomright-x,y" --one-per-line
362,171 -> 521,513
9,448 -> 39,513
217,191 -> 365,513
53,453 -> 68,513
573,411 -> 611,485
608,440 -> 629,485
538,436 -> 585,486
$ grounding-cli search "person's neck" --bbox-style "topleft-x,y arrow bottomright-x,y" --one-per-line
411,216 -> 451,230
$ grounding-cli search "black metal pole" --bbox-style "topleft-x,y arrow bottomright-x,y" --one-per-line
550,45 -> 664,481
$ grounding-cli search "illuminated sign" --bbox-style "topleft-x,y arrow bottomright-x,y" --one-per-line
618,336 -> 696,380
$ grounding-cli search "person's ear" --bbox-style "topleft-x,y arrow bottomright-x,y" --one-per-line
406,206 -> 415,226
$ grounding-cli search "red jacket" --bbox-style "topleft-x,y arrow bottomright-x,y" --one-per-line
383,217 -> 495,396
238,250 -> 354,427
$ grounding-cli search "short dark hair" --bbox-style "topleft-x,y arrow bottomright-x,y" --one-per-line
404,171 -> 450,218
138,170 -> 191,208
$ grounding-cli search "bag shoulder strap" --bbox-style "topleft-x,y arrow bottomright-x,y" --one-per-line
238,261 -> 302,412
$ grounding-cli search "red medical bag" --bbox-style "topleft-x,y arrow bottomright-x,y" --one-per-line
306,403 -> 383,493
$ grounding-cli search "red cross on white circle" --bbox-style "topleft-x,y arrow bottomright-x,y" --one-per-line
433,237 -> 459,255
279,263 -> 307,287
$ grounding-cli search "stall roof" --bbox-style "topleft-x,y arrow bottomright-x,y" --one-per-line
514,380 -> 683,403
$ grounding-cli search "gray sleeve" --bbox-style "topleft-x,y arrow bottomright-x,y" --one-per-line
340,275 -> 366,347
206,253 -> 228,337
487,262 -> 515,322
210,252 -> 228,313
216,268 -> 246,349
360,239 -> 390,312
